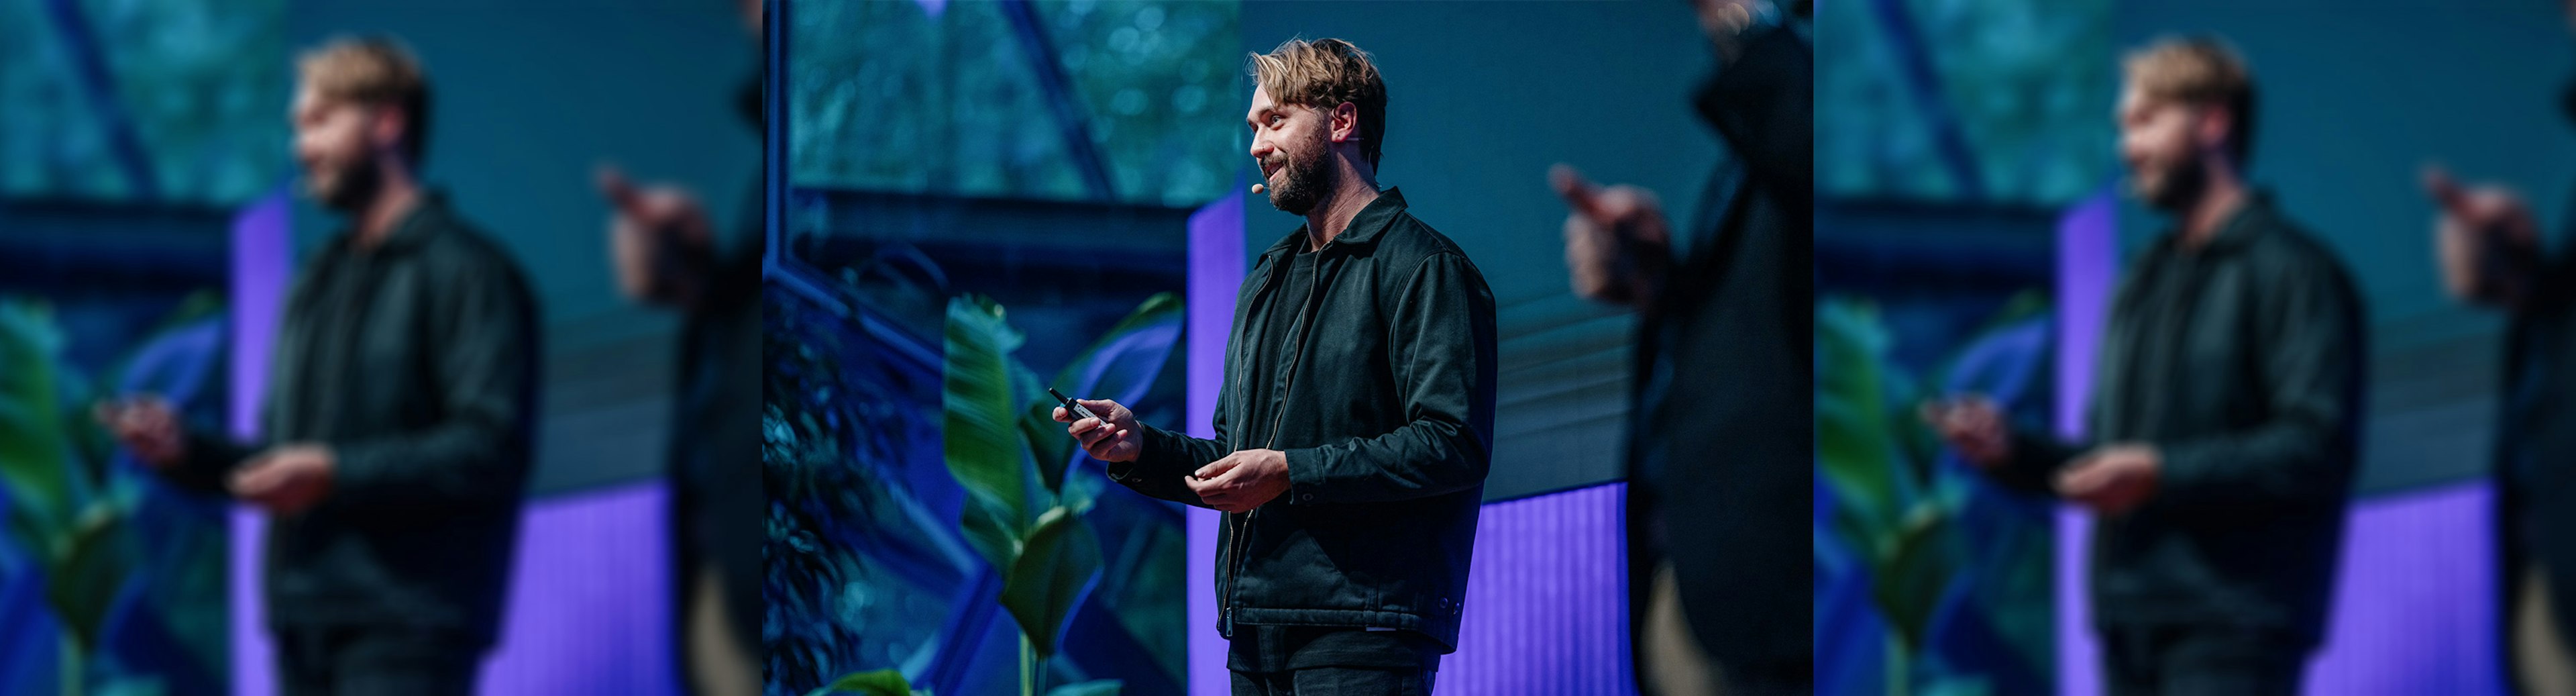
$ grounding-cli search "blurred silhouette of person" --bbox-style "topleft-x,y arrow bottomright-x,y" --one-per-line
1927,38 -> 2363,695
99,36 -> 539,696
2420,3 -> 2576,691
1057,37 -> 1499,696
1552,0 -> 1811,693
589,1 -> 764,694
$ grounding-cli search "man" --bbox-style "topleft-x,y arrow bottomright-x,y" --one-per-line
590,2 -> 766,694
1551,1 -> 1813,694
1053,37 -> 1498,696
99,37 -> 539,695
1927,38 -> 2364,695
2420,4 -> 2576,691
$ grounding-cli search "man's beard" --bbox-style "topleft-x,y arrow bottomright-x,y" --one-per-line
2131,156 -> 2208,213
307,158 -> 382,213
1265,134 -> 1333,216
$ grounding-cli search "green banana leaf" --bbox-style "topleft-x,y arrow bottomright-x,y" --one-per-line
46,503 -> 136,650
1872,502 -> 1963,650
806,668 -> 916,696
1001,505 -> 1104,658
0,301 -> 74,550
1815,298 -> 1912,549
943,295 -> 1033,573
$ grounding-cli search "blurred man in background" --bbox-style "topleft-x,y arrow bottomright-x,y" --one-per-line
1927,38 -> 2363,695
590,1 -> 765,693
1552,0 -> 1812,693
1057,37 -> 1499,696
2420,3 -> 2576,691
99,37 -> 539,696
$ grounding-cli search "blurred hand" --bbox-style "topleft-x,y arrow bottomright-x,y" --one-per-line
1054,398 -> 1141,463
2425,165 -> 2540,307
2056,444 -> 2160,515
95,395 -> 185,469
599,164 -> 714,309
230,444 -> 336,514
1187,448 -> 1290,513
1920,395 -> 2012,469
1552,164 -> 1671,308
1691,0 -> 1768,62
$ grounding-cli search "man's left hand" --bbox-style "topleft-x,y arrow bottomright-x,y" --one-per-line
2056,444 -> 2160,515
231,443 -> 337,515
1187,448 -> 1291,513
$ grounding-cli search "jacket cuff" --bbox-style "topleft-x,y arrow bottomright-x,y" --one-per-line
2149,438 -> 2220,505
1283,447 -> 1326,505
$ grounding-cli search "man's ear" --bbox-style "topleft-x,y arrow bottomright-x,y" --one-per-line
2193,105 -> 2233,160
1331,101 -> 1362,144
368,105 -> 409,161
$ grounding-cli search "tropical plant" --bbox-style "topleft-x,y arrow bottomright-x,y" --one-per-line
1815,292 -> 2055,696
798,290 -> 1183,696
0,295 -> 231,696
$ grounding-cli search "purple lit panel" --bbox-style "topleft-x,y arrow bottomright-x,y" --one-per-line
229,187 -> 290,696
1440,483 -> 1632,696
476,481 -> 678,695
229,482 -> 676,695
1186,191 -> 1246,696
2306,481 -> 2501,694
2055,186 -> 2117,696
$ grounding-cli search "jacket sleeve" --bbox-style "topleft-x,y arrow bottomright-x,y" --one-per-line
1700,24 -> 1813,216
2150,258 -> 2365,508
323,260 -> 540,512
165,424 -> 262,494
1280,253 -> 1499,505
1120,413 -> 1225,509
1988,428 -> 2086,496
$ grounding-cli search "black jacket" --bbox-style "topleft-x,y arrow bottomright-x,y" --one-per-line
1629,23 -> 1815,673
176,193 -> 539,648
2001,193 -> 2364,647
1116,188 -> 1499,649
2499,177 -> 2576,653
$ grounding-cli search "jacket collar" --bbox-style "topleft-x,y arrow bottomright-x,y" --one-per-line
335,189 -> 452,258
1259,187 -> 1407,262
2163,188 -> 2275,258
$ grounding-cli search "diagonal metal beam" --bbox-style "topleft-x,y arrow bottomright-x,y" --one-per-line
40,0 -> 160,201
1864,0 -> 1987,201
1000,0 -> 1118,202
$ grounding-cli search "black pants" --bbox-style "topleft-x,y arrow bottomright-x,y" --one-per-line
2101,624 -> 2308,696
276,625 -> 483,696
1231,667 -> 1436,696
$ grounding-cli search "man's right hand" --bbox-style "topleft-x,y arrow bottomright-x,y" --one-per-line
1921,395 -> 2011,469
1054,398 -> 1141,463
598,164 -> 714,309
2424,165 -> 2540,308
1552,164 -> 1672,309
95,395 -> 185,470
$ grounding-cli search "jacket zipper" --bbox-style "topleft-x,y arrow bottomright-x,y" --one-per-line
1222,244 -> 1324,634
